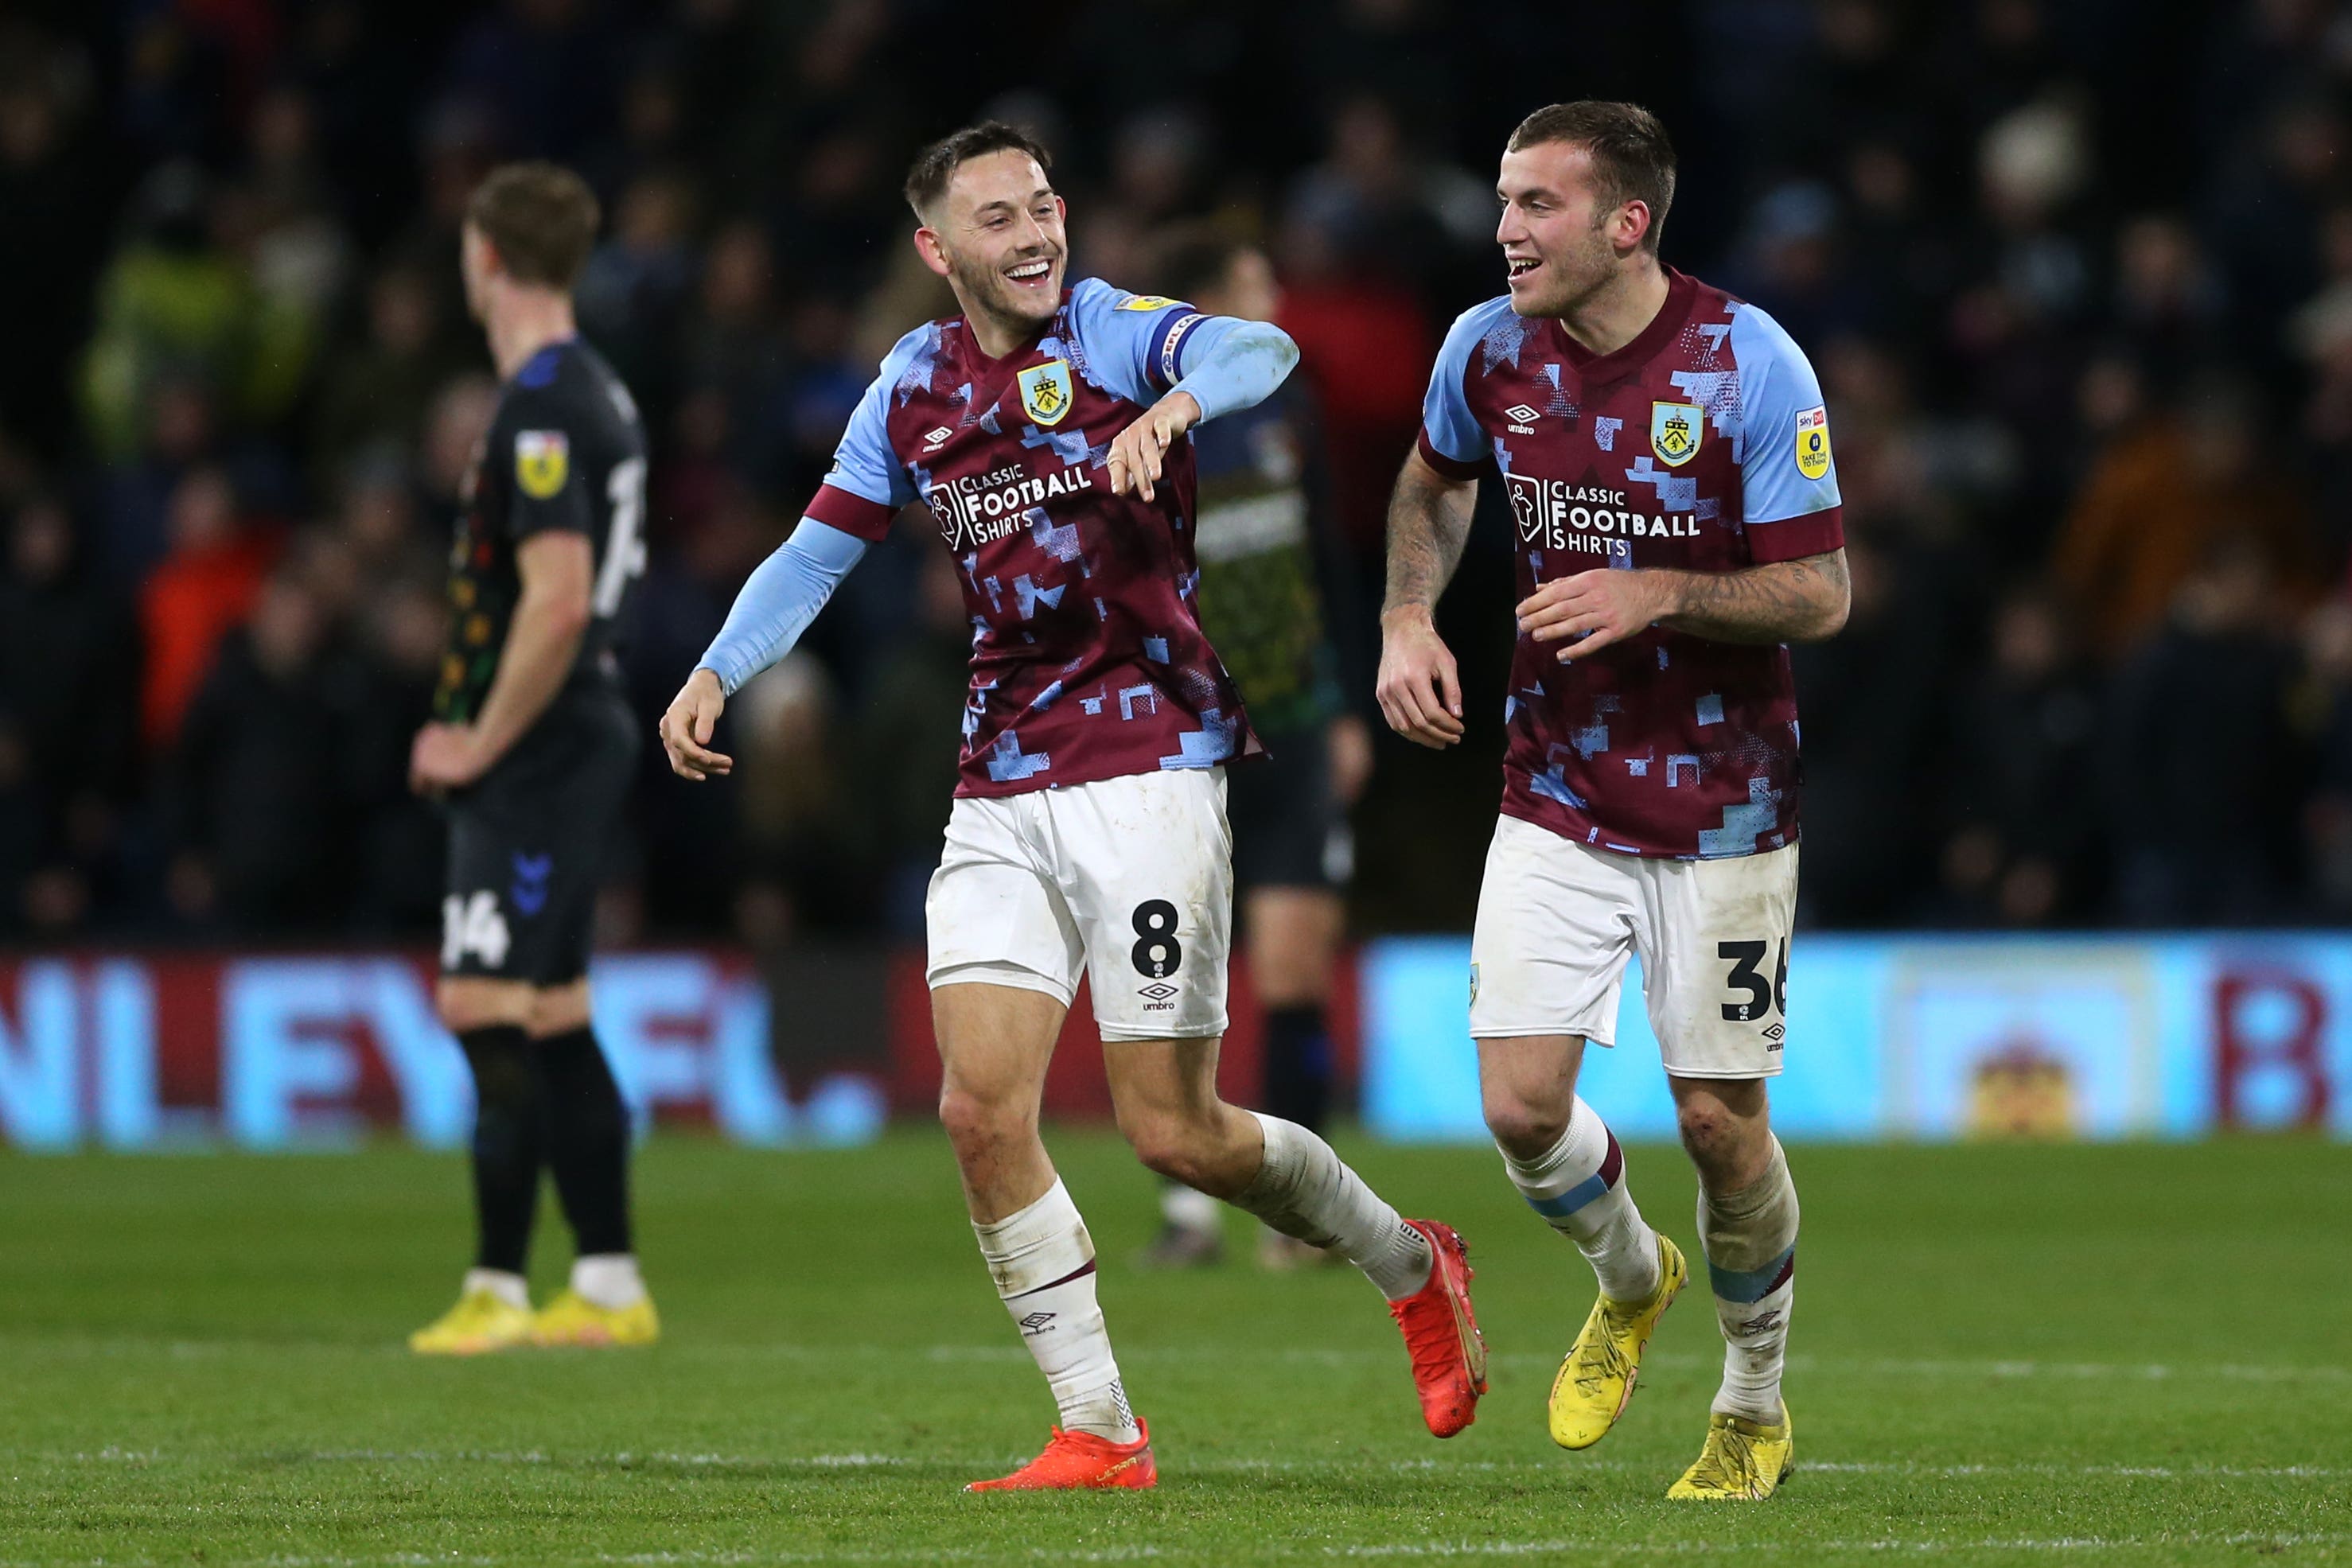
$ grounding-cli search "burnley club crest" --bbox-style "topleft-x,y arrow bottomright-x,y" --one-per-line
1649,401 -> 1703,468
1018,359 -> 1075,427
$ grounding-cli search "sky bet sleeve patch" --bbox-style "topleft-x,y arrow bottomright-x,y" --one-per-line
515,430 -> 570,500
1794,405 -> 1832,481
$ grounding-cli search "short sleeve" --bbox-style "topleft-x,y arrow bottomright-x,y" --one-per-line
1065,277 -> 1204,405
804,330 -> 925,540
503,395 -> 597,540
1730,304 -> 1843,562
1416,300 -> 1500,480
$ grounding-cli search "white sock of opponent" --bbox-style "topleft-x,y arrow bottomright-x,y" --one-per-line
1697,1135 -> 1798,1422
972,1179 -> 1140,1444
570,1253 -> 647,1310
462,1267 -> 529,1310
1499,1095 -> 1662,1303
1231,1111 -> 1432,1299
1160,1183 -> 1221,1233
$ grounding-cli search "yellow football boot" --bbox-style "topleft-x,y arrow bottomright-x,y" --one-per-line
1548,1233 -> 1688,1449
528,1290 -> 661,1348
409,1288 -> 535,1356
1667,1404 -> 1793,1500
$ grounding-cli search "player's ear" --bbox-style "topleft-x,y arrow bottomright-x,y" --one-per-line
1615,200 -> 1652,258
913,224 -> 952,279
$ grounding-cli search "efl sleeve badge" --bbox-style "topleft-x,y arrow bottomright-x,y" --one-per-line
515,430 -> 571,500
1795,406 -> 1832,481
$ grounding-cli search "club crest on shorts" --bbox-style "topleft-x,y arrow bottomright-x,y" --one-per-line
1018,359 -> 1075,427
515,430 -> 570,498
1469,961 -> 1480,1006
1649,401 -> 1703,468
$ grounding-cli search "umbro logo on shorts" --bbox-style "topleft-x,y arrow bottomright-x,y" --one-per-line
1762,1022 -> 1785,1048
1137,982 -> 1178,1002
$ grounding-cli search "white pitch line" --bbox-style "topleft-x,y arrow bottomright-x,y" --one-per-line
13,1450 -> 2342,1484
6,1535 -> 2349,1568
8,1333 -> 2351,1390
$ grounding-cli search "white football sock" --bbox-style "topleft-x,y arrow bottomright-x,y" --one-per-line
1160,1183 -> 1221,1232
1499,1095 -> 1661,1303
570,1252 -> 647,1310
972,1179 -> 1139,1443
462,1268 -> 529,1310
1232,1112 -> 1432,1300
1697,1135 -> 1798,1422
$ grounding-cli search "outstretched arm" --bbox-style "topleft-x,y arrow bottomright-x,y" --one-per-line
1106,317 -> 1300,500
1374,447 -> 1480,749
660,519 -> 871,780
1516,549 -> 1851,662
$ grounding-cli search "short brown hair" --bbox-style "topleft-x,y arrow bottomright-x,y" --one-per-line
465,162 -> 601,290
903,121 -> 1053,220
1507,101 -> 1676,252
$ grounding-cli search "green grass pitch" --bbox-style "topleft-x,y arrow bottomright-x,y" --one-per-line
3,1130 -> 2347,1565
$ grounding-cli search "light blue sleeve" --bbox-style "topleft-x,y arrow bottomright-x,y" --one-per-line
695,520 -> 871,695
1730,305 -> 1840,523
1065,276 -> 1208,406
1419,299 -> 1508,472
1167,317 -> 1299,422
822,329 -> 930,513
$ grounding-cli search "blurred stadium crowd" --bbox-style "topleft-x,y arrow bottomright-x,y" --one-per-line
2,0 -> 2350,947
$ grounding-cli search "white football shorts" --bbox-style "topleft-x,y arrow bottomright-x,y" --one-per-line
925,768 -> 1232,1041
1468,814 -> 1799,1079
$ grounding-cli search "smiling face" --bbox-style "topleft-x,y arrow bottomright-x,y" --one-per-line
1494,140 -> 1649,318
915,149 -> 1069,342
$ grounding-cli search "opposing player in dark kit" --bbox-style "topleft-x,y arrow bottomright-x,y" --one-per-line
408,163 -> 656,1355
662,123 -> 1485,1489
1379,103 -> 1848,1499
1130,229 -> 1372,1272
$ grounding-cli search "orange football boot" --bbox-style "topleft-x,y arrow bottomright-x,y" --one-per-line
965,1418 -> 1157,1492
1386,1219 -> 1489,1438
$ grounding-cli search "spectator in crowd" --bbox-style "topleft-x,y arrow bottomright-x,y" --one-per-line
2053,375 -> 2320,662
162,567 -> 353,932
2106,539 -> 2306,926
138,467 -> 278,752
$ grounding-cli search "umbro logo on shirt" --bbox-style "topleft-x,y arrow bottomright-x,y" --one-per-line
1504,403 -> 1541,434
921,426 -> 956,450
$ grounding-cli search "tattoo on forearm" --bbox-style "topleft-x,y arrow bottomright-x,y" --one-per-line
1383,462 -> 1476,614
1661,550 -> 1850,644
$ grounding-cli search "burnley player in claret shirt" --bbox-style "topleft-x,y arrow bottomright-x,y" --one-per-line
1377,101 -> 1850,1501
659,122 -> 1488,1491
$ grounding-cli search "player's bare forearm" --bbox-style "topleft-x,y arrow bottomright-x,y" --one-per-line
1381,449 -> 1477,620
1657,549 -> 1850,644
1517,548 -> 1849,663
469,535 -> 594,765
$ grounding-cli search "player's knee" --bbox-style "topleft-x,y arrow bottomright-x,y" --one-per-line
1677,1099 -> 1763,1183
1120,1112 -> 1222,1191
937,1084 -> 1031,1153
1482,1088 -> 1570,1161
